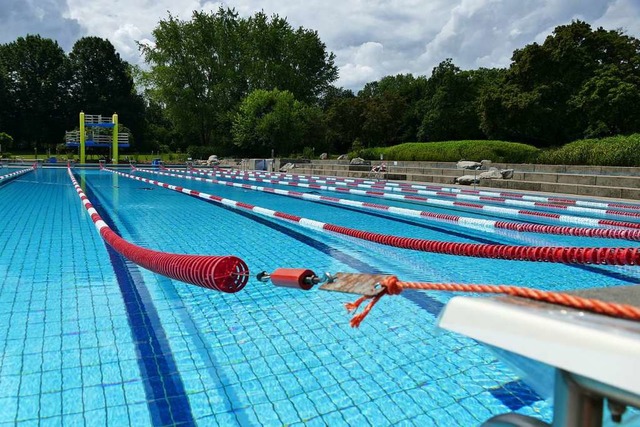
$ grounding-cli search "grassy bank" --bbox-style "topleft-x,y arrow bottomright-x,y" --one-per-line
352,140 -> 540,163
350,134 -> 640,167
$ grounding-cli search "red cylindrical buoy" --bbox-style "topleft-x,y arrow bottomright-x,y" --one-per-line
269,268 -> 317,290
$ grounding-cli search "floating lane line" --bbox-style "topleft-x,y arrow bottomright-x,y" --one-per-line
191,167 -> 640,212
0,165 -> 36,183
110,168 -> 640,266
160,168 -> 640,230
68,167 -> 248,293
184,168 -> 640,219
138,168 -> 640,241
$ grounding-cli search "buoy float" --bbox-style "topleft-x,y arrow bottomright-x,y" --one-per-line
258,268 -> 322,290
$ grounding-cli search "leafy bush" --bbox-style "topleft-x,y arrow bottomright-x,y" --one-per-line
0,132 -> 13,151
352,140 -> 540,163
537,134 -> 640,166
350,147 -> 386,160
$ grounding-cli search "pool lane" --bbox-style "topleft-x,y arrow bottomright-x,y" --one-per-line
79,173 -> 196,426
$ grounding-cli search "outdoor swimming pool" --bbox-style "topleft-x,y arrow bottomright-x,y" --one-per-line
1,166 -> 639,426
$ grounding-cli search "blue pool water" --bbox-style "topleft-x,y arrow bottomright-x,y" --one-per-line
1,166 -> 639,426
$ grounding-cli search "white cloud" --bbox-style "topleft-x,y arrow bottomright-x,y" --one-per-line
1,0 -> 638,91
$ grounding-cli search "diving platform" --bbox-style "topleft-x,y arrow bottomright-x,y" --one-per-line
64,112 -> 128,163
65,130 -> 130,148
438,286 -> 640,426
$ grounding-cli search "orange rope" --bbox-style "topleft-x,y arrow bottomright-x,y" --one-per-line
346,276 -> 640,327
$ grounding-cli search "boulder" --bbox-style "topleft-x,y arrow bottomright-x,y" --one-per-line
479,167 -> 502,179
457,160 -> 482,170
337,154 -> 348,160
455,174 -> 480,185
350,157 -> 366,165
319,152 -> 328,160
280,162 -> 295,172
501,169 -> 514,179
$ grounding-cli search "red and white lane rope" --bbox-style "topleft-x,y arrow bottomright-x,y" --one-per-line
186,166 -> 640,212
192,167 -> 640,212
109,168 -> 640,266
160,167 -> 640,230
67,168 -> 248,293
137,168 -> 640,241
0,165 -> 36,182
185,167 -> 640,219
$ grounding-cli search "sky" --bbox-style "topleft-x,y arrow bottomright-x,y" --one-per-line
1,0 -> 639,91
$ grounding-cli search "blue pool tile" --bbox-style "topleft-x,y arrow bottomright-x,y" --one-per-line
40,370 -> 62,393
213,411 -> 238,426
61,388 -> 84,415
82,408 -> 107,425
0,375 -> 20,398
82,386 -> 106,411
61,413 -> 86,426
19,373 -> 41,396
106,405 -> 130,425
0,397 -> 18,423
39,416 -> 64,427
39,392 -> 62,419
123,381 -> 146,404
186,392 -> 211,419
126,403 -> 152,425
253,402 -> 281,425
16,394 -> 39,422
489,379 -> 543,411
104,385 -> 127,407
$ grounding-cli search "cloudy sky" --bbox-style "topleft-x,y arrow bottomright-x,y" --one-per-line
1,0 -> 639,91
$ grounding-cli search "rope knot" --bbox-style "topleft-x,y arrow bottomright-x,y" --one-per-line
383,276 -> 401,295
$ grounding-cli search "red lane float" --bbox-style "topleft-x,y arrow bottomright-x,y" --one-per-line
137,168 -> 640,241
157,167 -> 640,231
67,168 -> 248,292
190,166 -> 640,212
107,168 -> 640,266
269,268 -> 317,290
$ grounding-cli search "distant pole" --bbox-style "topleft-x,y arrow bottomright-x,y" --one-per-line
80,112 -> 86,164
112,113 -> 119,164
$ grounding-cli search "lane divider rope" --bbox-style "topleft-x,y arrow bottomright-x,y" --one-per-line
108,168 -> 640,266
163,167 -> 640,230
192,166 -> 640,211
138,168 -> 640,241
68,167 -> 248,292
0,164 -> 36,182
188,168 -> 640,219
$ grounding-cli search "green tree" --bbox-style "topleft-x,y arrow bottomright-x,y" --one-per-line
569,65 -> 640,137
360,91 -> 407,146
141,8 -> 337,150
360,74 -> 428,143
232,89 -> 309,156
69,37 -> 145,147
417,59 -> 488,141
244,12 -> 338,103
323,93 -> 364,154
0,35 -> 71,151
0,132 -> 13,152
480,21 -> 640,145
0,62 -> 7,132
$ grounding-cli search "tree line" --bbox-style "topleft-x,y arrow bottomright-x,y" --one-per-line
1,10 -> 639,158
0,35 -> 144,154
